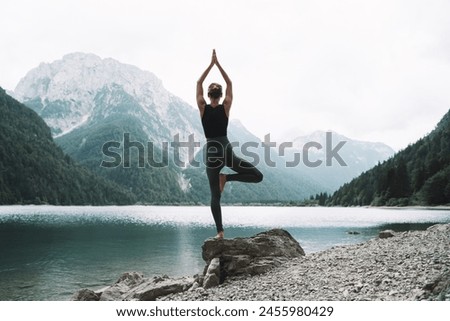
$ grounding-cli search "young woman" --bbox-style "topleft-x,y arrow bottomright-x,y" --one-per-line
196,49 -> 263,239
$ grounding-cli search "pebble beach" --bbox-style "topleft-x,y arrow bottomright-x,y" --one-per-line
161,224 -> 450,301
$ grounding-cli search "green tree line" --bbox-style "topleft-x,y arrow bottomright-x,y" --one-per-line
0,88 -> 136,205
328,109 -> 450,206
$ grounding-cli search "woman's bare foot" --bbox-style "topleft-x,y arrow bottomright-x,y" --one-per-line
219,174 -> 227,193
215,231 -> 224,239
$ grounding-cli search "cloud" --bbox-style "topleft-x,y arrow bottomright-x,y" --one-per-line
0,0 -> 449,150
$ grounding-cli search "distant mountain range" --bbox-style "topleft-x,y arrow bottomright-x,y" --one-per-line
9,52 -> 395,204
279,130 -> 394,191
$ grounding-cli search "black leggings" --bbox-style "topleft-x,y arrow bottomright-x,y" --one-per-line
205,136 -> 263,233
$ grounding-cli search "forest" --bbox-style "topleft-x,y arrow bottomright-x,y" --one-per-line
0,88 -> 136,205
328,109 -> 450,206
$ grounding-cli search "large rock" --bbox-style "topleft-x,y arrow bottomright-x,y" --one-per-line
123,275 -> 194,301
423,271 -> 450,300
202,229 -> 305,284
100,272 -> 146,301
203,257 -> 221,289
75,272 -> 193,301
72,289 -> 100,301
379,230 -> 395,239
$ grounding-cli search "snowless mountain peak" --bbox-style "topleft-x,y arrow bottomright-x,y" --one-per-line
15,52 -> 163,100
13,52 -> 176,136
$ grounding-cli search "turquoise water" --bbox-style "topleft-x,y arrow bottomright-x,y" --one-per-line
0,205 -> 449,300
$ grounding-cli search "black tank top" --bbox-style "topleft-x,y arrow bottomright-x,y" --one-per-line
201,104 -> 228,138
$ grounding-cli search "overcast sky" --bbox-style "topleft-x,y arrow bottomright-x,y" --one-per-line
1,0 -> 450,150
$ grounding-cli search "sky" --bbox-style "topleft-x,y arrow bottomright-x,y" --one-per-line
1,0 -> 450,150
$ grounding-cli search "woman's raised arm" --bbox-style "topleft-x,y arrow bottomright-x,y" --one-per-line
196,50 -> 216,116
215,53 -> 232,115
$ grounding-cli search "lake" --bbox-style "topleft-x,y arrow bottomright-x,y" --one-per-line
1,205 -> 449,300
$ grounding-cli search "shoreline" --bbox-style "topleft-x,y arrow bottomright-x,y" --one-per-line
159,224 -> 450,301
1,204 -> 450,211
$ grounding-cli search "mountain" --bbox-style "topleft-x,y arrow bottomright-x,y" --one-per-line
0,87 -> 135,205
14,53 -> 208,203
13,52 -> 395,204
278,130 -> 395,191
14,53 -> 201,144
328,109 -> 450,206
14,53 -> 319,203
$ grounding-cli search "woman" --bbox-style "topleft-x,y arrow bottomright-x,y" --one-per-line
196,49 -> 263,239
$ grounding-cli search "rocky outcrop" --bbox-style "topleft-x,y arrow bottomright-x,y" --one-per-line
73,229 -> 304,300
201,229 -> 305,288
73,272 -> 194,301
123,275 -> 194,301
100,272 -> 145,300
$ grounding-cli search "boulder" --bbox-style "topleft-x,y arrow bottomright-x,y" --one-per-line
100,272 -> 146,301
72,289 -> 100,301
422,271 -> 450,300
203,257 -> 221,289
97,273 -> 194,301
201,229 -> 305,285
379,230 -> 395,239
123,276 -> 194,301
202,229 -> 305,262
